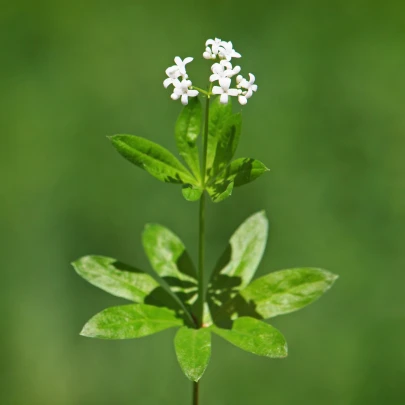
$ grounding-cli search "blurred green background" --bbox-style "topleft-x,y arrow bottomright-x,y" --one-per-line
1,0 -> 404,404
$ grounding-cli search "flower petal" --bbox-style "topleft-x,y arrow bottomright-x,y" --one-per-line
220,93 -> 228,104
181,94 -> 189,105
219,77 -> 231,91
212,86 -> 223,95
228,89 -> 239,96
238,95 -> 248,105
163,78 -> 172,88
174,56 -> 182,66
171,93 -> 180,100
187,90 -> 199,97
210,73 -> 219,82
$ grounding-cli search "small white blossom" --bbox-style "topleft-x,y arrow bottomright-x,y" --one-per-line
209,60 -> 241,82
163,66 -> 182,88
212,78 -> 239,104
203,46 -> 216,60
206,38 -> 222,54
218,41 -> 241,61
236,73 -> 258,105
170,78 -> 199,105
174,56 -> 193,76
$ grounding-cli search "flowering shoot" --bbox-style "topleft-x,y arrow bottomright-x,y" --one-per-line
164,38 -> 258,106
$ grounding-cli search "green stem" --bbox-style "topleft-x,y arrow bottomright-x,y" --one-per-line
193,381 -> 199,405
193,88 -> 211,405
192,86 -> 209,96
197,90 -> 210,326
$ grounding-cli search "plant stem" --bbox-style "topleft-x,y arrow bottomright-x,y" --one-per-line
193,381 -> 199,405
197,91 -> 210,327
193,88 -> 211,405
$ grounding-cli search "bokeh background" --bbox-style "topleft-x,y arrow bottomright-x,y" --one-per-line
1,0 -> 404,404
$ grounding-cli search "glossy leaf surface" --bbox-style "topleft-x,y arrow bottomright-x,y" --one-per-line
208,211 -> 268,321
206,97 -> 233,180
212,317 -> 287,358
206,178 -> 234,203
240,268 -> 338,318
182,185 -> 203,202
222,158 -> 269,187
175,97 -> 202,182
142,224 -> 198,308
72,255 -> 159,303
174,327 -> 211,382
81,304 -> 183,339
109,134 -> 196,185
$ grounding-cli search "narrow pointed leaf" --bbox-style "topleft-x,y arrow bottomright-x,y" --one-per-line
174,327 -> 211,382
208,211 -> 268,322
72,255 -> 159,303
239,268 -> 338,319
206,97 -> 233,180
109,134 -> 196,185
175,97 -> 202,182
221,158 -> 269,187
209,113 -> 242,179
80,304 -> 183,339
212,317 -> 287,358
142,224 -> 197,307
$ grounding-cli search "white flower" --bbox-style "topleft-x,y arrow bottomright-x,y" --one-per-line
163,66 -> 182,88
209,60 -> 241,82
218,41 -> 241,61
174,56 -> 193,76
236,73 -> 258,105
212,78 -> 239,104
203,46 -> 216,60
170,78 -> 199,105
206,38 -> 222,55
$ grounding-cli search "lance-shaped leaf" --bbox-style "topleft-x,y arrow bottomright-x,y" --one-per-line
109,134 -> 196,185
174,327 -> 211,382
175,97 -> 202,182
80,304 -> 183,339
209,113 -> 242,180
239,268 -> 338,319
208,211 -> 268,321
206,97 -> 234,180
219,158 -> 269,187
142,224 -> 198,308
212,317 -> 287,358
72,255 -> 159,303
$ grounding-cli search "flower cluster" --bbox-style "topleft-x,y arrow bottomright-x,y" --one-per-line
163,57 -> 199,105
163,37 -> 257,105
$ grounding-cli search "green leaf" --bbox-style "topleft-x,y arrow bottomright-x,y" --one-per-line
142,224 -> 197,308
206,178 -> 234,203
206,97 -> 234,180
221,158 -> 269,187
175,97 -> 202,182
239,268 -> 338,319
208,211 -> 268,324
182,184 -> 203,202
174,327 -> 211,382
72,255 -> 159,303
109,134 -> 196,185
212,317 -> 287,358
80,304 -> 183,339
